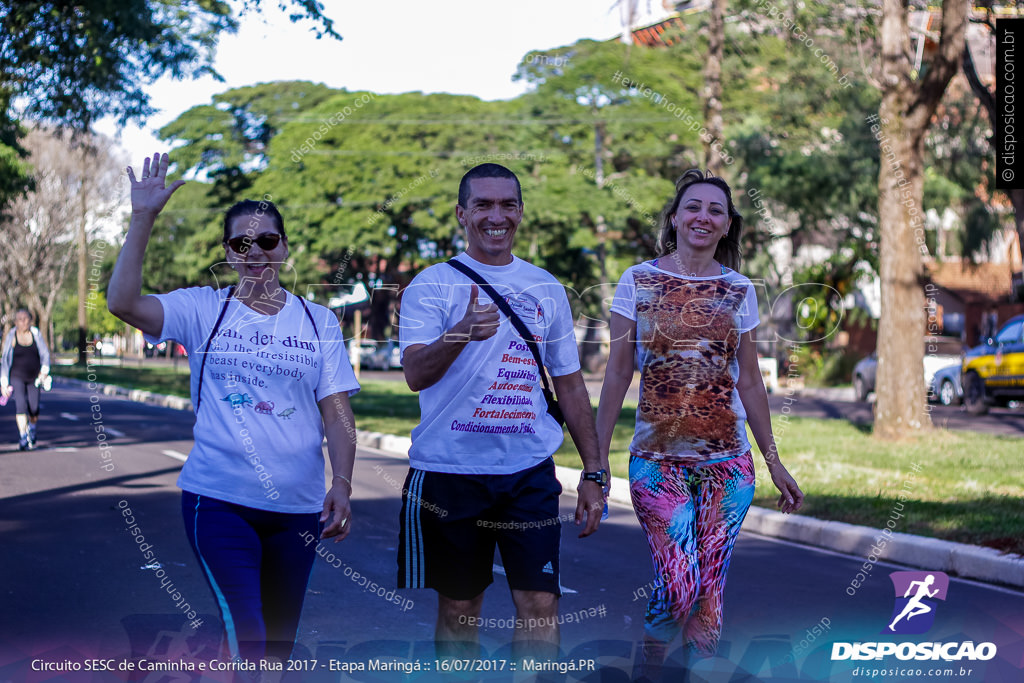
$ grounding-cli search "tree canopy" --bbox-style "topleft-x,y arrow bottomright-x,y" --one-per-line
0,0 -> 341,226
0,0 -> 339,130
14,2 -> 998,377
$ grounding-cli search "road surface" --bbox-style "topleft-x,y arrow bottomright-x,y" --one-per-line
1,385 -> 1022,682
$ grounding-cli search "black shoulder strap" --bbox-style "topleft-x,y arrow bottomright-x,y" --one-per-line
298,295 -> 320,341
195,285 -> 235,412
195,289 -> 321,414
446,258 -> 554,396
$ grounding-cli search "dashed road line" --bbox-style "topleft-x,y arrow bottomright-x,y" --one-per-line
161,449 -> 189,462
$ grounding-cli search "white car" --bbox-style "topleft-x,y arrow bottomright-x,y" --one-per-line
852,337 -> 962,402
348,340 -> 378,369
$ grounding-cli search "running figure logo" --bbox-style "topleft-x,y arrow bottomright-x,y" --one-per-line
884,571 -> 950,634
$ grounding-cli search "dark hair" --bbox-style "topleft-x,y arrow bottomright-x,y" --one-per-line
222,199 -> 287,244
15,307 -> 33,322
656,169 -> 743,270
458,164 -> 522,208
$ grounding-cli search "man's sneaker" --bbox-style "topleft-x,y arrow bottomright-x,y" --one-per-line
18,434 -> 29,451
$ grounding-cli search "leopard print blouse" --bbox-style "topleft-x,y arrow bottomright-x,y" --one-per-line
610,261 -> 760,464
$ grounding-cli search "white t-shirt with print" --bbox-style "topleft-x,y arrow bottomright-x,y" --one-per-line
146,287 -> 360,513
398,253 -> 580,474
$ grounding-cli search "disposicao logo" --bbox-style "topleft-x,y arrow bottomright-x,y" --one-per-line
884,571 -> 949,635
831,570 -> 997,663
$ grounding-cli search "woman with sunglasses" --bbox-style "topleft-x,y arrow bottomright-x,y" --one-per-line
108,152 -> 360,665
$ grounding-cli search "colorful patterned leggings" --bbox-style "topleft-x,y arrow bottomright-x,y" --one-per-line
629,451 -> 755,654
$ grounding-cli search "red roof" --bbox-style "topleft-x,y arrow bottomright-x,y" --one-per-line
630,16 -> 687,47
926,260 -> 1015,304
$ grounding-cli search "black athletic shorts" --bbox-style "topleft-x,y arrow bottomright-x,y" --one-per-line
398,457 -> 563,600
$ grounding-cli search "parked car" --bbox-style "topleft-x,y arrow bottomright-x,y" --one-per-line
361,339 -> 402,371
348,340 -> 378,369
852,337 -> 963,402
93,337 -> 116,357
928,363 -> 963,406
758,355 -> 779,394
962,314 -> 1024,414
383,339 -> 402,369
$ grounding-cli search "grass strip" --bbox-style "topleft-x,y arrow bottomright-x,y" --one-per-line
56,362 -> 191,397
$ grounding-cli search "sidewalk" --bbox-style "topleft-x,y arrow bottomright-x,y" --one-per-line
56,375 -> 1024,591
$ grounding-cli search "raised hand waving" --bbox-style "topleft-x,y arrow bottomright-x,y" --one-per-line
126,151 -> 185,217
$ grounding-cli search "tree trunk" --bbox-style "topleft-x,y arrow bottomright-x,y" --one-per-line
618,0 -> 639,44
594,119 -> 611,317
76,201 -> 88,365
589,119 -> 613,371
1010,189 -> 1024,292
873,0 -> 968,439
874,111 -> 929,437
963,39 -> 1024,270
703,0 -> 725,175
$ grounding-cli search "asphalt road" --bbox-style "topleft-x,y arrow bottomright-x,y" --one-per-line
1,385 -> 1023,682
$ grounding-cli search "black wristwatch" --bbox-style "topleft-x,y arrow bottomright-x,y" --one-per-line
580,469 -> 609,487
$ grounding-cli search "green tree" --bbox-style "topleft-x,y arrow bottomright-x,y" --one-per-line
922,84 -> 1001,261
260,90 -> 526,339
513,39 -> 702,313
0,0 -> 339,130
122,82 -> 344,299
0,88 -> 29,214
53,289 -> 123,350
731,33 -> 883,288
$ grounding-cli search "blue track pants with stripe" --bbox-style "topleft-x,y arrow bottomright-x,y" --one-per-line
182,491 -> 321,662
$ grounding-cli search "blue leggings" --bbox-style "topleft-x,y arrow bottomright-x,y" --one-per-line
182,492 -> 321,662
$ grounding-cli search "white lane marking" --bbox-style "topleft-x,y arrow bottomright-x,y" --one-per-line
60,412 -> 123,436
54,447 -> 78,452
161,450 -> 189,462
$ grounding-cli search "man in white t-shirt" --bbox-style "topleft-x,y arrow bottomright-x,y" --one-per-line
398,163 -> 607,662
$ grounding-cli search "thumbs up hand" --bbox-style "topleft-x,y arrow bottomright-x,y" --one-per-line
445,284 -> 500,342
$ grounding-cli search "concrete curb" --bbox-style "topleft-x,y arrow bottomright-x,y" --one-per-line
54,374 -> 1024,590
55,375 -> 195,411
555,468 -> 1024,590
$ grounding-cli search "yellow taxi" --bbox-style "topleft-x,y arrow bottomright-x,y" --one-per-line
962,314 -> 1024,414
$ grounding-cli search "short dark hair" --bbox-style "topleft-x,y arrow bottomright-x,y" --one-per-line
222,199 -> 287,244
657,169 -> 744,270
458,164 -> 522,208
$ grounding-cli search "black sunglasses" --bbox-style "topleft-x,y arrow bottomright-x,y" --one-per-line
224,233 -> 283,254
